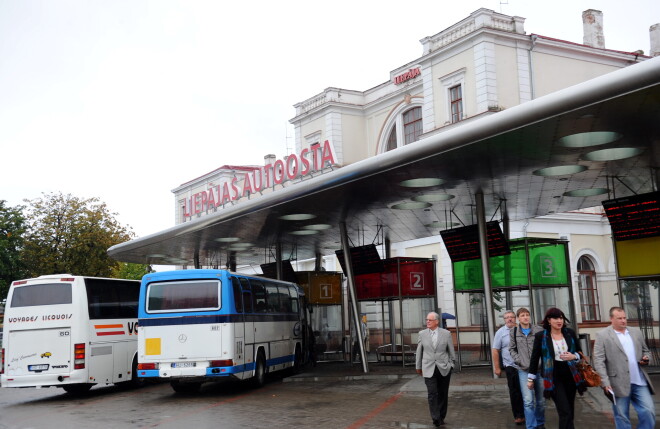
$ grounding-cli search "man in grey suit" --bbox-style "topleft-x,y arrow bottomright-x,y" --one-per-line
416,311 -> 456,427
593,306 -> 656,429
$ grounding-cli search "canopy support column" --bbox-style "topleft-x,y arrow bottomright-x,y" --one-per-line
229,251 -> 237,272
339,221 -> 368,373
476,191 -> 497,379
276,242 -> 283,280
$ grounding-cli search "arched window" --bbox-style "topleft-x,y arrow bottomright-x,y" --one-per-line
403,107 -> 422,144
383,106 -> 423,152
577,256 -> 600,321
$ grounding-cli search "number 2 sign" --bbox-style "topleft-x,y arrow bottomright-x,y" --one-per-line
410,272 -> 425,289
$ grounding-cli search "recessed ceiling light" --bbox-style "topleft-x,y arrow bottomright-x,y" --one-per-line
412,193 -> 455,202
583,147 -> 645,161
215,237 -> 240,242
302,224 -> 332,230
563,188 -> 609,197
399,178 -> 445,187
228,243 -> 253,250
289,230 -> 319,235
557,131 -> 622,147
533,165 -> 588,176
391,201 -> 432,210
147,253 -> 167,258
279,214 -> 316,221
425,221 -> 460,228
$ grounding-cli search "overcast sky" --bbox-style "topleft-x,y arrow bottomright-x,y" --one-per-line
1,0 -> 658,240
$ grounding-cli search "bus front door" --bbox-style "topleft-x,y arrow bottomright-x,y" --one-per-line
239,278 -> 254,379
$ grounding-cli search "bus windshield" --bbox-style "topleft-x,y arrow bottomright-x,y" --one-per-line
147,280 -> 221,313
10,283 -> 72,307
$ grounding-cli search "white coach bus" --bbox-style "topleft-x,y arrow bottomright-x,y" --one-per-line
136,269 -> 308,393
1,274 -> 141,394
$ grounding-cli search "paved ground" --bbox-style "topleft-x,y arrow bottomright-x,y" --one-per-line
0,361 -> 657,428
287,360 -> 660,428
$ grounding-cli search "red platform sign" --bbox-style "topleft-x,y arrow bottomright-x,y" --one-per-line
355,258 -> 434,300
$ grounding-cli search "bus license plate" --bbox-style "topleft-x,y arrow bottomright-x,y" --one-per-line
28,364 -> 49,371
171,362 -> 196,368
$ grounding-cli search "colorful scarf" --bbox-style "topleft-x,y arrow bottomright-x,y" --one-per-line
540,329 -> 586,398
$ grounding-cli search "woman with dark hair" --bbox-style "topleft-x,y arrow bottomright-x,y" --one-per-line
527,307 -> 586,429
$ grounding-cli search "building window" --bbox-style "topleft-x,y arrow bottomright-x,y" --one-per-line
383,106 -> 423,152
469,293 -> 485,326
577,256 -> 600,321
450,85 -> 463,123
403,107 -> 422,145
621,279 -> 655,322
441,68 -> 466,125
386,126 -> 397,152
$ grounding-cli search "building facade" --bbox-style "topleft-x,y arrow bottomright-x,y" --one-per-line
173,8 -> 659,352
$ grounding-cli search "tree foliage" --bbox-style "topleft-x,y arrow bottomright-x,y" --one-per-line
22,193 -> 136,278
0,200 -> 27,299
113,262 -> 153,281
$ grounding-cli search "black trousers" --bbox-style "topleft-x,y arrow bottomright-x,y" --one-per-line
550,361 -> 577,429
424,366 -> 451,422
505,366 -> 525,419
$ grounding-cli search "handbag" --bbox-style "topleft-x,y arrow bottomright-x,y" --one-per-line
576,351 -> 602,387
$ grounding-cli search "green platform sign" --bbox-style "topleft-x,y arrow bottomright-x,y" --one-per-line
453,239 -> 569,291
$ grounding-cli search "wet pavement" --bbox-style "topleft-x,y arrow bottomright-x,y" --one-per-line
0,361 -> 657,428
287,361 -> 660,428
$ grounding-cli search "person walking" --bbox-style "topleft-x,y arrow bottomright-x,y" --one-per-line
527,308 -> 586,429
416,311 -> 456,427
510,307 -> 545,429
592,306 -> 656,429
493,310 -> 525,425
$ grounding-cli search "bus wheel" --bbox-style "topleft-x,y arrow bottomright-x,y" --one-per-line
252,350 -> 267,387
62,384 -> 93,395
170,380 -> 201,394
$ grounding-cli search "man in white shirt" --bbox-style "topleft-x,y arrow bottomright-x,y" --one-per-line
493,310 -> 525,425
593,306 -> 656,429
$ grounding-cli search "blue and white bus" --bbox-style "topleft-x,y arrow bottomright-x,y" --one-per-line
136,269 -> 308,393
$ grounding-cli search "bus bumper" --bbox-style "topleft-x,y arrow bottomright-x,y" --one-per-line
1,372 -> 88,388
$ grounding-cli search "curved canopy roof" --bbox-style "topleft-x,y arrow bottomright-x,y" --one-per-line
109,57 -> 660,269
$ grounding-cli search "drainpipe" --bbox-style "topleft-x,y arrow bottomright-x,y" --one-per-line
528,35 -> 538,100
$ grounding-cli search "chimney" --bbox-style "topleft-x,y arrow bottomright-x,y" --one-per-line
582,9 -> 605,49
651,23 -> 660,57
264,154 -> 276,165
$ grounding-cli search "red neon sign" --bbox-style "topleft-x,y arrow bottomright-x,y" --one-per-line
182,140 -> 337,218
394,68 -> 421,85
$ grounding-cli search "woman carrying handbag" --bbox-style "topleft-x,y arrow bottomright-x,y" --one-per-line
527,308 -> 587,429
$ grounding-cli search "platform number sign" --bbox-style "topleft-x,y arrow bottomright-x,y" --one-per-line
540,255 -> 557,278
410,272 -> 425,289
319,283 -> 333,300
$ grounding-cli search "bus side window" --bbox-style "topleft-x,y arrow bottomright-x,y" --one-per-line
231,277 -> 243,313
251,281 -> 267,312
84,279 -> 139,319
289,285 -> 299,314
240,278 -> 253,313
280,286 -> 292,313
265,283 -> 280,312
